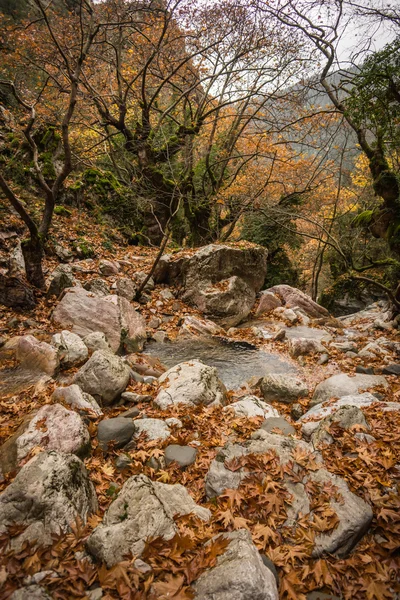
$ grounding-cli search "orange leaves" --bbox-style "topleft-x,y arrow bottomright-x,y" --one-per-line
151,574 -> 193,599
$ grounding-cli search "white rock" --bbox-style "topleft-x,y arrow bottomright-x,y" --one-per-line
134,418 -> 171,441
52,330 -> 88,368
155,360 -> 227,409
192,529 -> 279,600
178,315 -> 225,339
289,337 -> 326,358
74,350 -> 130,406
52,384 -> 103,416
86,474 -> 210,567
83,331 -> 112,353
260,374 -> 309,404
224,396 -> 280,419
311,373 -> 388,407
99,259 -> 120,276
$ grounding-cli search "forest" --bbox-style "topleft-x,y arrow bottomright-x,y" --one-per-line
0,0 -> 400,599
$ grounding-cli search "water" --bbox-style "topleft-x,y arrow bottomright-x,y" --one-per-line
144,337 -> 296,390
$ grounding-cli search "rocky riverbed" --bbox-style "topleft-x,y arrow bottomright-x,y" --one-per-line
0,243 -> 399,599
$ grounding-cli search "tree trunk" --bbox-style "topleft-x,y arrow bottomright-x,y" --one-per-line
21,236 -> 45,289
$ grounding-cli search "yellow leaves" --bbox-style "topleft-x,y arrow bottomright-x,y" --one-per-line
157,470 -> 171,483
101,462 -> 115,478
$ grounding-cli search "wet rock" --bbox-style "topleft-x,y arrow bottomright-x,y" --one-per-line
134,418 -> 171,441
52,385 -> 103,416
260,374 -> 309,404
192,530 -> 278,600
266,285 -> 329,318
97,417 -> 135,450
165,445 -> 197,467
52,330 -> 88,368
47,264 -> 76,297
83,331 -> 112,353
83,278 -> 109,297
311,373 -> 388,408
311,405 -> 369,446
300,393 -> 400,438
86,474 -> 210,567
255,291 -> 282,316
155,360 -> 227,410
178,315 -> 225,339
16,335 -> 59,376
224,396 -> 280,419
289,337 -> 326,358
261,416 -> 295,436
99,259 -> 120,276
74,350 -> 130,406
52,288 -> 146,353
0,451 -> 97,551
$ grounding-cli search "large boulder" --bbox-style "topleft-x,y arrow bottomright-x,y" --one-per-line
52,330 -> 88,368
0,451 -> 98,551
260,374 -> 309,404
52,287 -> 146,353
51,384 -> 103,416
300,392 -> 400,438
205,431 -> 372,558
311,405 -> 370,446
192,529 -> 279,600
255,291 -> 282,316
74,350 -> 130,406
311,373 -> 388,408
16,335 -> 59,376
86,474 -> 210,567
165,245 -> 268,327
266,285 -> 329,319
0,404 -> 90,474
155,360 -> 227,410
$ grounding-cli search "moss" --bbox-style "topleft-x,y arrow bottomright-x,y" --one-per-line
54,205 -> 72,217
351,210 -> 375,228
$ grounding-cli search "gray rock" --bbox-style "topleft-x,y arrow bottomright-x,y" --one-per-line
192,530 -> 278,600
289,337 -> 326,358
97,417 -> 135,450
83,278 -> 109,297
0,451 -> 97,551
311,405 -> 369,446
260,374 -> 309,404
16,335 -> 59,376
148,316 -> 161,329
87,589 -> 103,600
113,277 -> 137,301
86,474 -> 210,567
52,287 -> 146,353
134,418 -> 171,441
318,353 -> 330,365
152,330 -> 170,343
47,265 -> 76,298
224,396 -> 280,419
256,291 -> 282,316
273,307 -> 298,324
165,445 -> 197,467
52,330 -> 88,368
261,417 -> 295,436
300,392 -> 400,438
382,364 -> 400,376
10,585 -> 52,600
155,360 -> 227,410
115,454 -> 132,471
99,259 -> 120,276
52,385 -> 103,416
261,555 -> 279,587
74,350 -> 130,405
83,331 -> 112,353
119,407 -> 140,418
311,373 -> 388,407
165,417 -> 183,428
356,366 -> 375,375
331,341 -> 358,353
120,392 -> 152,404
9,241 -> 25,275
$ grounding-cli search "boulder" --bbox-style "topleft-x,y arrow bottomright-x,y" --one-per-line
51,384 -> 103,416
0,451 -> 98,551
311,405 -> 370,446
255,291 -> 282,316
205,432 -> 372,558
86,474 -> 210,567
47,265 -> 76,297
266,285 -> 329,318
52,287 -> 146,353
83,278 -> 109,297
97,417 -> 135,450
155,360 -> 227,410
165,445 -> 197,468
192,530 -> 279,600
289,337 -> 326,358
83,331 -> 112,353
52,330 -> 88,368
152,254 -> 172,284
74,350 -> 130,406
16,335 -> 59,376
260,374 -> 309,404
178,316 -> 225,339
134,418 -> 171,441
300,392 -> 400,438
112,277 -> 137,301
224,396 -> 280,419
99,259 -> 120,276
311,373 -> 388,408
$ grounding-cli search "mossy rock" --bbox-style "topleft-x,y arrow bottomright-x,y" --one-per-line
54,206 -> 72,217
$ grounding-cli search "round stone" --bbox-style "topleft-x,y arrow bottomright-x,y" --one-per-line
164,445 -> 197,468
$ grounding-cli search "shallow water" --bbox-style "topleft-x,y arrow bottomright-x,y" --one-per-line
144,337 -> 296,390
